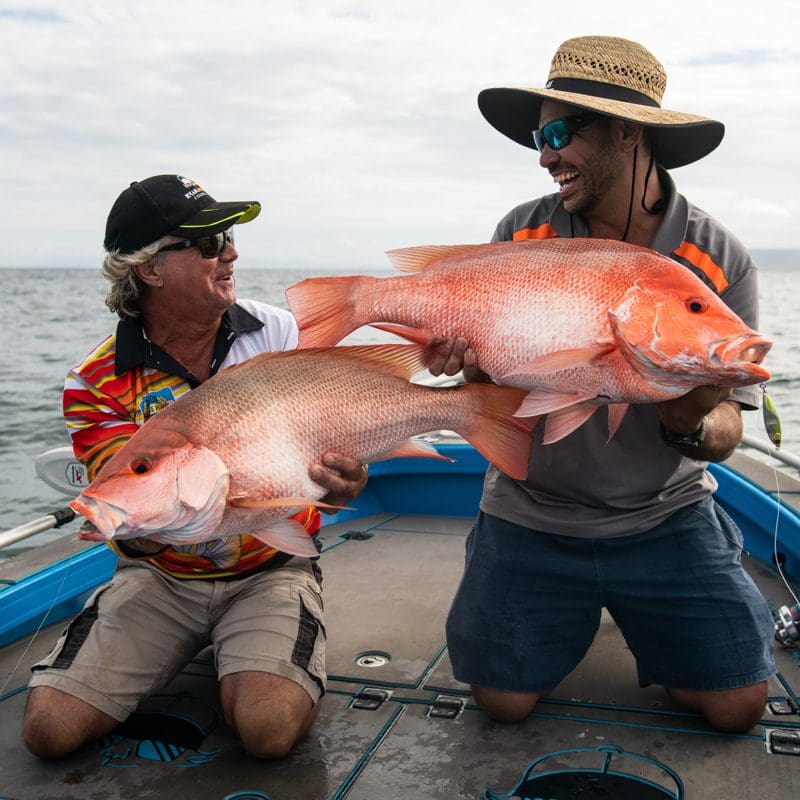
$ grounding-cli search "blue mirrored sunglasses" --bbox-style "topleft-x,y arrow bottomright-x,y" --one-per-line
156,228 -> 234,259
532,112 -> 598,152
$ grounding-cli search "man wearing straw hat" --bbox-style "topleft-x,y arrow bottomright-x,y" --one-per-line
437,36 -> 777,733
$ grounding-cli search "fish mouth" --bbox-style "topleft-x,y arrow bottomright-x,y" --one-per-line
70,496 -> 134,539
712,334 -> 771,369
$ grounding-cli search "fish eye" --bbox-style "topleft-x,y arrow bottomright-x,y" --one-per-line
130,458 -> 153,475
685,298 -> 708,313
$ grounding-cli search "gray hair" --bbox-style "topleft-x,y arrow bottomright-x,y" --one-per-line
102,235 -> 172,319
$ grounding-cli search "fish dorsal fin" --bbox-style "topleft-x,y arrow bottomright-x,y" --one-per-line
369,323 -> 433,346
385,244 -> 494,273
238,345 -> 428,382
318,344 -> 427,381
503,344 -> 616,377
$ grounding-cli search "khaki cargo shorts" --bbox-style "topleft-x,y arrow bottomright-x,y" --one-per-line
29,556 -> 326,721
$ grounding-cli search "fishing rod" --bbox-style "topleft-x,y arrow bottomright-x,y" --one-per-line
0,447 -> 86,551
0,508 -> 77,551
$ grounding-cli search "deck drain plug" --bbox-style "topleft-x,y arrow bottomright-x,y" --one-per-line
355,651 -> 391,668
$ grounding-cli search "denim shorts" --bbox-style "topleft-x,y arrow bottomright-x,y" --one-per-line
445,498 -> 777,693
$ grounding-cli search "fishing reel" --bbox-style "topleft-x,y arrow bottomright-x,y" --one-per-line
775,603 -> 800,646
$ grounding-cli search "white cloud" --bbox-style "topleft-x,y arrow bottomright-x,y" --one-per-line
2,0 -> 799,268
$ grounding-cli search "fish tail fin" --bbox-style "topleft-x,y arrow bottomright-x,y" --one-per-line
285,276 -> 365,347
457,384 -> 538,480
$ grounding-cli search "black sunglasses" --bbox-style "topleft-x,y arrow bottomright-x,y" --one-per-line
156,229 -> 235,259
532,112 -> 598,152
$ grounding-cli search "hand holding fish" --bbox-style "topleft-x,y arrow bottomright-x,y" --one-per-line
310,451 -> 369,512
659,385 -> 733,433
426,337 -> 492,383
658,385 -> 741,460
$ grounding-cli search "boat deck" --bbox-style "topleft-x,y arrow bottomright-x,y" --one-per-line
1,508 -> 800,799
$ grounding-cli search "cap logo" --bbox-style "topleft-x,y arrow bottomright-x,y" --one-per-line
176,175 -> 208,202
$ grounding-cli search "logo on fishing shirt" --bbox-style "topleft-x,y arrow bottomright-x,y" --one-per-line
140,388 -> 176,420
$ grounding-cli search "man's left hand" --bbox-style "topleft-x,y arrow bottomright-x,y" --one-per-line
310,452 -> 368,511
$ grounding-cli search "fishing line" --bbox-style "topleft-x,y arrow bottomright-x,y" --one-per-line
0,527 -> 82,697
769,468 -> 799,605
757,387 -> 799,605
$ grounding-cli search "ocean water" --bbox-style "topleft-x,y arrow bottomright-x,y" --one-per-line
2,261 -> 799,557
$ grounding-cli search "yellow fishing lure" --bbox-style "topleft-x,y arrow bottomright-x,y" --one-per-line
761,386 -> 782,449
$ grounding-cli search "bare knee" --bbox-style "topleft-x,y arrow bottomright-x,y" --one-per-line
471,685 -> 541,723
667,682 -> 767,733
221,671 -> 318,759
236,718 -> 301,759
24,687 -> 118,759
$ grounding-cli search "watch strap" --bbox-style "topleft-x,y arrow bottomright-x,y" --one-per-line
659,418 -> 707,449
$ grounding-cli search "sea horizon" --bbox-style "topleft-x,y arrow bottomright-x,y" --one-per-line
2,247 -> 799,272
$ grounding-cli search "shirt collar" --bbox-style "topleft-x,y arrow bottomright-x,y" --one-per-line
115,302 -> 264,383
548,166 -> 688,255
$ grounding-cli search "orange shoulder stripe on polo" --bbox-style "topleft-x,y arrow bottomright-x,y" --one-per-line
673,241 -> 729,293
512,223 -> 558,240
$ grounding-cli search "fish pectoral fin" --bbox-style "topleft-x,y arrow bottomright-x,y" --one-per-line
504,344 -> 616,377
229,495 -> 318,509
229,495 -> 351,512
542,404 -> 600,444
607,403 -> 629,442
250,520 -> 321,558
373,438 -> 456,462
513,388 -> 596,417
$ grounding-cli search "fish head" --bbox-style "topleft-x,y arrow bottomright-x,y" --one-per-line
69,425 -> 230,542
608,273 -> 771,389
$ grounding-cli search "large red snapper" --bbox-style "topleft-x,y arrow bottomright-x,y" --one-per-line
70,345 -> 535,556
286,239 -> 771,444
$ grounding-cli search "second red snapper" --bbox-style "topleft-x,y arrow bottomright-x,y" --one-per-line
286,238 -> 771,443
70,345 -> 535,556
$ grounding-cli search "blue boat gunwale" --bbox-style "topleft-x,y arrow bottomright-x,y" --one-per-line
1,443 -> 798,648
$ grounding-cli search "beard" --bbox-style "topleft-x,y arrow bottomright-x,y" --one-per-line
563,127 -> 628,218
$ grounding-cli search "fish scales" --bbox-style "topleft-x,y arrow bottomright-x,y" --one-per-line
70,345 -> 535,556
286,238 -> 771,444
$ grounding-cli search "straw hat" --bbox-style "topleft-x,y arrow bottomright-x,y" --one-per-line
478,36 -> 724,169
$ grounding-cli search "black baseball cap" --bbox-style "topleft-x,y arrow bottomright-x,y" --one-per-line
104,174 -> 261,254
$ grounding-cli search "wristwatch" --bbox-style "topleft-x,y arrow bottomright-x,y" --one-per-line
659,418 -> 707,449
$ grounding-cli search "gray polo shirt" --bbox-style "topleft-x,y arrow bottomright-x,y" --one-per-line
480,169 -> 762,537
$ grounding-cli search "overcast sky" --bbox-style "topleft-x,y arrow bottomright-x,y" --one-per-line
3,0 -> 798,270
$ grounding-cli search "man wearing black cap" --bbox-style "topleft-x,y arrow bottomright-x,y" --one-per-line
23,175 -> 368,759
434,37 -> 777,733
